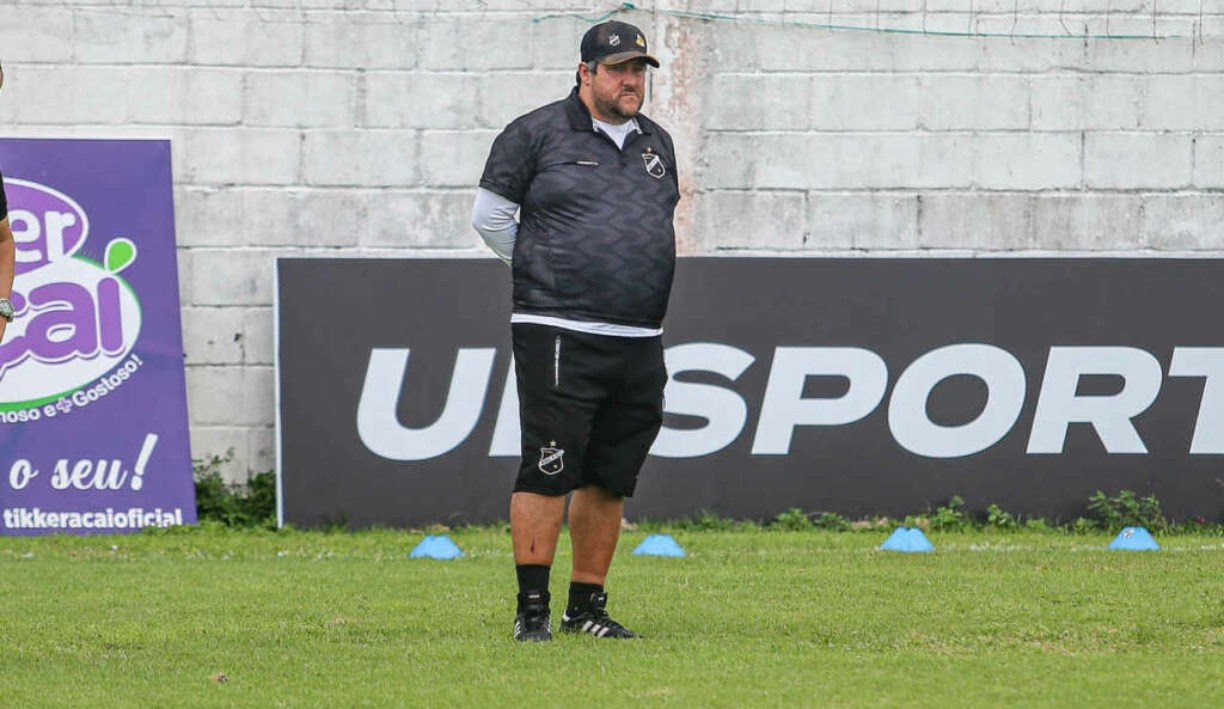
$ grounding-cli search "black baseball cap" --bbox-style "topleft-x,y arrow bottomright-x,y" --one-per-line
580,21 -> 660,68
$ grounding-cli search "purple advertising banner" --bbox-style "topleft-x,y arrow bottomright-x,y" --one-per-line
0,139 -> 196,535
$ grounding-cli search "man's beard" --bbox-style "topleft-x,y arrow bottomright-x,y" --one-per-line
593,90 -> 642,121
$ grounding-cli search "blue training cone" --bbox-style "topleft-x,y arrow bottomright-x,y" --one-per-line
632,533 -> 686,557
879,527 -> 935,553
409,534 -> 464,559
1108,526 -> 1160,551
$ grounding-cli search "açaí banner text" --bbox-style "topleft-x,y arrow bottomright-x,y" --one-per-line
0,139 -> 195,535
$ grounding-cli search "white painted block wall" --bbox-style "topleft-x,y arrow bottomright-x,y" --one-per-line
2,0 -> 1222,480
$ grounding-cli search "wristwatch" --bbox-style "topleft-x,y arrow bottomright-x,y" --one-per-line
0,298 -> 13,322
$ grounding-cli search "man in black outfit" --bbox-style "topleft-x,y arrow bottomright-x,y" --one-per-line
472,21 -> 680,641
0,63 -> 17,339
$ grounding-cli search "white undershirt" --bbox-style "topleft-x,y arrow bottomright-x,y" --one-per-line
593,117 -> 639,150
471,117 -> 660,338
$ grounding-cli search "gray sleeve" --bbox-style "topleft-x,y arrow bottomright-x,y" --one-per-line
471,187 -> 518,265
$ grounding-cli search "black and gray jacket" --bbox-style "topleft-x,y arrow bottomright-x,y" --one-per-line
479,88 -> 680,330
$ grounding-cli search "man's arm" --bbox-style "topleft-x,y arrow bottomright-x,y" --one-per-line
475,118 -> 536,265
0,217 -> 14,342
471,187 -> 519,265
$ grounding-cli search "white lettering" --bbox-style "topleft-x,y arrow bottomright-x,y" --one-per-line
356,348 -> 496,461
752,348 -> 886,455
888,344 -> 1026,458
489,360 -> 520,457
43,210 -> 77,262
652,343 -> 755,458
8,460 -> 37,490
1168,347 -> 1224,454
9,209 -> 41,263
1027,347 -> 1162,454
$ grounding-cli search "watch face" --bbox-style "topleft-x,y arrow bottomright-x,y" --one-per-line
0,300 -> 12,319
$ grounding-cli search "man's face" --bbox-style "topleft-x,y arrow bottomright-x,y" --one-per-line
586,59 -> 648,121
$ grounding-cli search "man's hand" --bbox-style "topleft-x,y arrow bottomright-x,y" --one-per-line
0,317 -> 6,344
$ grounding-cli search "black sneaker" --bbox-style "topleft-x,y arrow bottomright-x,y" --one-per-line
560,591 -> 638,639
513,591 -> 552,642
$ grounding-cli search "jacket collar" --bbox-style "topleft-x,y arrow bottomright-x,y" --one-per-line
564,87 -> 655,135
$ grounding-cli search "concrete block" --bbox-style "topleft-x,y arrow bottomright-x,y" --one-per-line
478,72 -> 573,129
175,188 -> 245,247
190,10 -> 304,67
363,191 -> 479,248
246,71 -> 356,128
1030,75 -> 1144,130
126,67 -> 243,126
1194,135 -> 1224,188
181,128 -> 301,186
13,65 -> 127,125
246,366 -> 276,428
531,19 -> 583,70
189,249 -> 275,306
919,192 -> 1033,250
707,74 -> 811,130
291,190 -> 367,247
177,251 -> 193,304
248,427 -> 277,476
1140,194 -> 1224,251
304,11 -> 420,69
1085,133 -> 1192,189
974,133 -> 1081,190
705,134 -> 977,190
363,72 -> 481,129
188,426 -> 249,483
808,75 -> 918,130
789,0 -> 921,10
420,18 -> 533,71
809,192 -> 919,249
699,133 -> 758,190
972,36 -> 1085,73
753,134 -> 820,189
418,130 -> 498,187
1084,37 -> 1194,74
242,308 -> 275,366
0,7 -> 73,63
183,307 -> 246,365
812,134 -> 976,189
186,365 -> 274,426
303,130 -> 416,186
1030,194 -> 1144,250
74,12 -> 188,64
696,190 -> 807,250
757,26 -> 905,71
918,75 -> 1029,130
1192,37 -> 1224,72
1143,76 -> 1224,131
241,189 -> 365,247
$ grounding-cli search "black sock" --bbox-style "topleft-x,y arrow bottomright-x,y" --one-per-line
515,564 -> 551,605
567,581 -> 603,617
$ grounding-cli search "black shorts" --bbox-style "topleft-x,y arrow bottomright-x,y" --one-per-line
512,323 -> 666,498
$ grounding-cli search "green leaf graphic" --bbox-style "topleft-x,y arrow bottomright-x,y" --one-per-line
105,238 -> 137,274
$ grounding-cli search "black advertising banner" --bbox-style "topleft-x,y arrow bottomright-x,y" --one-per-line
277,258 -> 1224,528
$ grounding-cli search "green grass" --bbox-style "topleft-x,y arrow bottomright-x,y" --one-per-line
0,527 -> 1220,706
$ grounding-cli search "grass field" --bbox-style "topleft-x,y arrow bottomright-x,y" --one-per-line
0,526 -> 1220,706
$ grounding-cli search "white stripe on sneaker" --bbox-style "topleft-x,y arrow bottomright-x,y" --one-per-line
597,626 -> 610,638
582,620 -> 593,632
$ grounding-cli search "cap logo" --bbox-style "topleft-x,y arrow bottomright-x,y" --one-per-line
609,34 -> 621,46
636,34 -> 645,47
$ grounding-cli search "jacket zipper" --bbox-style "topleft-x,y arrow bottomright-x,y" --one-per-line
553,335 -> 561,388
